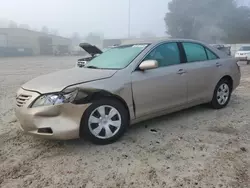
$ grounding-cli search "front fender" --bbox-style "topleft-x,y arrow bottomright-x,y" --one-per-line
64,78 -> 135,120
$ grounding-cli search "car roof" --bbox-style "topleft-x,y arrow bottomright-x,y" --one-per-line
119,39 -> 229,59
120,38 -> 209,46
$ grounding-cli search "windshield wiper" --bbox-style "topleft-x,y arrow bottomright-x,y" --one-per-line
85,65 -> 99,69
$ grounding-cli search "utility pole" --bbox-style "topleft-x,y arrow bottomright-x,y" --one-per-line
128,0 -> 131,38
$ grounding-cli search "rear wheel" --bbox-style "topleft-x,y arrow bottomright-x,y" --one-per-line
211,79 -> 232,109
80,98 -> 129,145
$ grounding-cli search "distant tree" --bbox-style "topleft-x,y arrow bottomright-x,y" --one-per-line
19,24 -> 30,30
8,20 -> 18,28
41,26 -> 49,34
219,6 -> 250,43
140,31 -> 156,38
164,0 -> 250,43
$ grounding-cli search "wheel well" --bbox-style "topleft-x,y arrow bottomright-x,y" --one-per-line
221,75 -> 233,89
79,91 -> 130,138
91,92 -> 130,116
80,90 -> 130,117
103,95 -> 130,119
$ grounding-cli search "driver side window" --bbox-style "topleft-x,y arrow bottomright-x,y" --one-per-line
144,43 -> 181,67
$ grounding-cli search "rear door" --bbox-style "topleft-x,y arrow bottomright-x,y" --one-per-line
181,42 -> 221,103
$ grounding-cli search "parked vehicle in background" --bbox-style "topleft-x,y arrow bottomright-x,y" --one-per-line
76,43 -> 103,68
211,44 -> 231,56
76,43 -> 118,68
15,39 -> 241,144
235,46 -> 250,64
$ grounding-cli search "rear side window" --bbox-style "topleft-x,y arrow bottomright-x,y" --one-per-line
206,48 -> 219,60
183,43 -> 207,63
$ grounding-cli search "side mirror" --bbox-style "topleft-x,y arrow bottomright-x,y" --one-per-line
139,60 -> 158,71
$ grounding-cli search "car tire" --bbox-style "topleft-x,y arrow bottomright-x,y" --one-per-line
247,61 -> 250,65
211,78 -> 232,109
80,98 -> 129,145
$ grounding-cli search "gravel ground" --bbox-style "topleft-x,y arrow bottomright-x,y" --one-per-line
0,56 -> 249,188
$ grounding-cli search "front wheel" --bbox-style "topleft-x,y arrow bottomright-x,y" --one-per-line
80,98 -> 129,145
211,79 -> 232,109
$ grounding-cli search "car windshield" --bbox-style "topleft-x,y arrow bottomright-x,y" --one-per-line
85,44 -> 148,69
239,46 -> 250,51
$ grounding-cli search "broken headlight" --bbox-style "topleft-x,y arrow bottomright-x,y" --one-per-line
31,89 -> 78,108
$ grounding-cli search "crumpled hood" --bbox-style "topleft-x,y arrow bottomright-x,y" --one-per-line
22,68 -> 117,94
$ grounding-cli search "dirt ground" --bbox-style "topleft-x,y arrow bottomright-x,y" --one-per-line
0,56 -> 249,188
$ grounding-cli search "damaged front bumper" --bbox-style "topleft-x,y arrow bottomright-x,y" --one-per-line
15,88 -> 90,140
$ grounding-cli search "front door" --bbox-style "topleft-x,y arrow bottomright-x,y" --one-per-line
131,42 -> 188,118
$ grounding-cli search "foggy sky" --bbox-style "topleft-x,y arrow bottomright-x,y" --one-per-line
0,0 -> 171,38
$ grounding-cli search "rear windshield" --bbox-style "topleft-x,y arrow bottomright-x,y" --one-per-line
239,46 -> 250,51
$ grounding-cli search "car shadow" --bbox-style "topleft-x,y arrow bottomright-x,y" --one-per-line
56,95 -> 242,148
63,104 -> 212,147
128,104 -> 211,131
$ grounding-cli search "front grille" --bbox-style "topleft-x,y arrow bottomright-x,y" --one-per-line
77,61 -> 87,67
16,94 -> 31,107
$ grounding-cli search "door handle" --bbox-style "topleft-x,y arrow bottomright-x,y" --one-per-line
177,69 -> 186,75
216,62 -> 222,67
